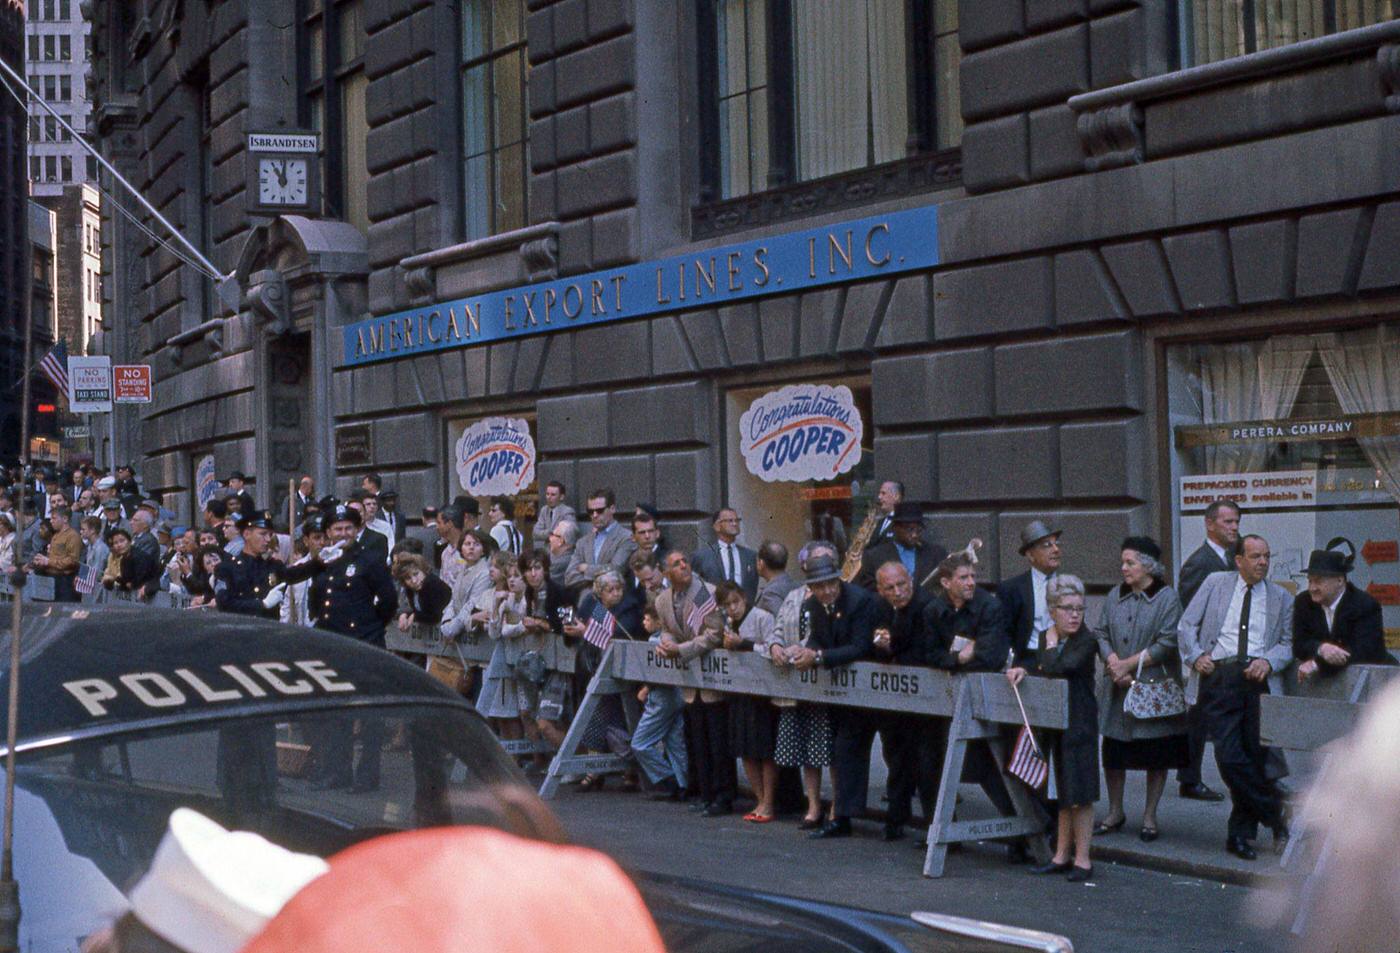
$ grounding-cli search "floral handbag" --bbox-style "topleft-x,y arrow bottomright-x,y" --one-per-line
1123,652 -> 1188,720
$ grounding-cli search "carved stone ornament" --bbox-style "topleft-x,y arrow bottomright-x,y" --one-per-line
1076,102 -> 1145,172
1380,44 -> 1400,112
402,264 -> 437,304
244,268 -> 292,336
520,233 -> 559,282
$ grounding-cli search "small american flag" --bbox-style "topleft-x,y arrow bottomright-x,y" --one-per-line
582,598 -> 617,650
74,562 -> 99,595
38,340 -> 69,397
1007,725 -> 1049,790
685,591 -> 718,634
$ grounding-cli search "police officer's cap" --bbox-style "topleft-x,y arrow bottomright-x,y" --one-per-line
328,503 -> 361,527
301,513 -> 327,536
237,509 -> 275,531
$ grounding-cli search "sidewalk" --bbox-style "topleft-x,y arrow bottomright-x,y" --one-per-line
853,746 -> 1320,886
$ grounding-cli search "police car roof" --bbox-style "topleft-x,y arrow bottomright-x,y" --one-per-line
0,604 -> 469,754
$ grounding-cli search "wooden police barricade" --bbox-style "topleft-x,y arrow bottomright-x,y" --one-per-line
544,640 -> 1067,877
386,623 -> 581,759
1260,663 -> 1400,936
0,573 -> 56,603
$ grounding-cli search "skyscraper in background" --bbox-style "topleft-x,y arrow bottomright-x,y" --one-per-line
0,0 -> 33,460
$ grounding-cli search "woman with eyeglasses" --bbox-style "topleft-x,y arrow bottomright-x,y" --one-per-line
1006,574 -> 1100,882
1092,536 -> 1189,843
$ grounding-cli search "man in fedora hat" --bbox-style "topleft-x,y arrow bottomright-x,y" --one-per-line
789,554 -> 879,838
855,501 -> 947,593
1294,541 -> 1396,681
998,519 -> 1063,666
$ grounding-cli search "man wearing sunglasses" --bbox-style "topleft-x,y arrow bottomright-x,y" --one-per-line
564,488 -> 637,596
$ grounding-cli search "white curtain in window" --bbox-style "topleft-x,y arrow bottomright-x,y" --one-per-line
1316,325 -> 1400,503
1199,335 -> 1313,473
793,3 -> 867,180
865,0 -> 907,166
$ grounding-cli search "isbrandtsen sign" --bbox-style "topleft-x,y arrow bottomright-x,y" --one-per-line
67,355 -> 112,413
247,132 -> 318,153
113,364 -> 153,403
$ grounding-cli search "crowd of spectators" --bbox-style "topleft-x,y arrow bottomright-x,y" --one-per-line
6,464 -> 1395,879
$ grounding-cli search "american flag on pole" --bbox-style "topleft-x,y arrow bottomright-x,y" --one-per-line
1006,725 -> 1049,790
582,598 -> 617,650
685,590 -> 718,634
74,562 -> 100,596
38,340 -> 69,397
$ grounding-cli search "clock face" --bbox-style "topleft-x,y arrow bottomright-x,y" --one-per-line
258,158 -> 309,206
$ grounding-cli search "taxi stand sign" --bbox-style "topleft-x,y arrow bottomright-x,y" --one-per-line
67,355 -> 113,413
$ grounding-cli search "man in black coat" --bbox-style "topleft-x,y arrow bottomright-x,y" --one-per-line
868,562 -> 939,841
1294,546 -> 1396,680
928,550 -> 1027,858
856,501 -> 947,594
789,555 -> 878,838
307,503 -> 399,793
213,510 -> 320,618
998,519 -> 1062,666
1175,499 -> 1240,801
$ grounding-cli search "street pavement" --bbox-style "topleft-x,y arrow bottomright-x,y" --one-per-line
552,787 -> 1300,953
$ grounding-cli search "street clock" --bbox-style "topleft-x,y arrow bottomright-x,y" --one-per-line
246,131 -> 321,216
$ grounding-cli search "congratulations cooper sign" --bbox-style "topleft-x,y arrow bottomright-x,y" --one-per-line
455,417 -> 537,495
340,205 -> 940,366
740,384 -> 863,482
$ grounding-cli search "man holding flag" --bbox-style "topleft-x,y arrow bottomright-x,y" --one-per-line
654,551 -> 731,815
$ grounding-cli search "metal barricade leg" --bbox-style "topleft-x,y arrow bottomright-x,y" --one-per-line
539,645 -> 628,799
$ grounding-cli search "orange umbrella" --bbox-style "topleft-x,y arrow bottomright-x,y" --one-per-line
241,827 -> 666,953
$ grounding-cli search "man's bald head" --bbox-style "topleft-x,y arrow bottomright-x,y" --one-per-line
876,562 -> 914,609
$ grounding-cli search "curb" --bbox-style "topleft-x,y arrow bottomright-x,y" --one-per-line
1088,843 -> 1276,887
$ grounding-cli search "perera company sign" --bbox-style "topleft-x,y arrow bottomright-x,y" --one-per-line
340,204 -> 940,367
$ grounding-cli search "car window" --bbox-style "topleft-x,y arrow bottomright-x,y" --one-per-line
11,704 -> 552,953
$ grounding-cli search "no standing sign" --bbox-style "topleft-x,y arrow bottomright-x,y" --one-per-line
113,365 -> 153,403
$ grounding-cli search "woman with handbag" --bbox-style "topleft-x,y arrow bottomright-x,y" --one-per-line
1006,574 -> 1100,881
1093,536 -> 1189,842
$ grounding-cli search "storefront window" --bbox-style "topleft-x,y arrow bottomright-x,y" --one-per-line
1167,324 -> 1400,640
724,379 -> 873,560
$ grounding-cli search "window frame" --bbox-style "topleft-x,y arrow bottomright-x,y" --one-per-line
457,0 -> 530,242
297,0 -> 367,228
693,0 -> 962,233
1176,0 -> 1396,67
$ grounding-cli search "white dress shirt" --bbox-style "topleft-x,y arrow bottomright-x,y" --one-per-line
1215,576 -> 1269,660
1206,538 -> 1228,564
1028,567 -> 1053,651
1323,588 -> 1345,634
720,541 -> 742,584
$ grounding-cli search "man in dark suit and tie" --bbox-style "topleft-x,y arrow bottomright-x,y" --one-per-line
869,480 -> 903,548
1294,543 -> 1396,681
1178,534 -> 1292,860
855,501 -> 947,593
1174,499 -> 1241,802
690,507 -> 758,604
377,489 -> 406,545
998,519 -> 1063,665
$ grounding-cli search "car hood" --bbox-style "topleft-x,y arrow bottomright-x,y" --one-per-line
632,871 -> 1072,952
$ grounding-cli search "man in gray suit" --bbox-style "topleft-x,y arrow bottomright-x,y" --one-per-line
564,487 -> 637,594
1175,499 -> 1241,801
690,507 -> 758,603
1178,534 -> 1292,861
532,480 -> 576,549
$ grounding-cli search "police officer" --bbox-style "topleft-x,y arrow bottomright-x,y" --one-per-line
308,504 -> 398,646
306,503 -> 397,793
213,510 -> 319,618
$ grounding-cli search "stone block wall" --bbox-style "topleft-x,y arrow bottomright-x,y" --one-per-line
958,0 -> 1172,193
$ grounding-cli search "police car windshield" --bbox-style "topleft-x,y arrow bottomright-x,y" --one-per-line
6,704 -> 547,953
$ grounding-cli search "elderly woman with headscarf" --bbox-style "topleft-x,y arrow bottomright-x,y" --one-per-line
1092,536 -> 1189,842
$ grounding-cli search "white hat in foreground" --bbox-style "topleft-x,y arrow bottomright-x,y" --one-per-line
128,808 -> 329,953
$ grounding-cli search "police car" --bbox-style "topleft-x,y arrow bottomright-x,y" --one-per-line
2,605 -> 1070,952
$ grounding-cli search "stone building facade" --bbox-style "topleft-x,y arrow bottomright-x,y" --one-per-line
89,1 -> 1400,602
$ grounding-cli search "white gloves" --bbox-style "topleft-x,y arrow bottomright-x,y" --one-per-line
319,542 -> 346,563
262,582 -> 288,609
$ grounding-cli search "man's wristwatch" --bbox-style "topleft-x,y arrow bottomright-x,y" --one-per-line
814,650 -> 824,666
